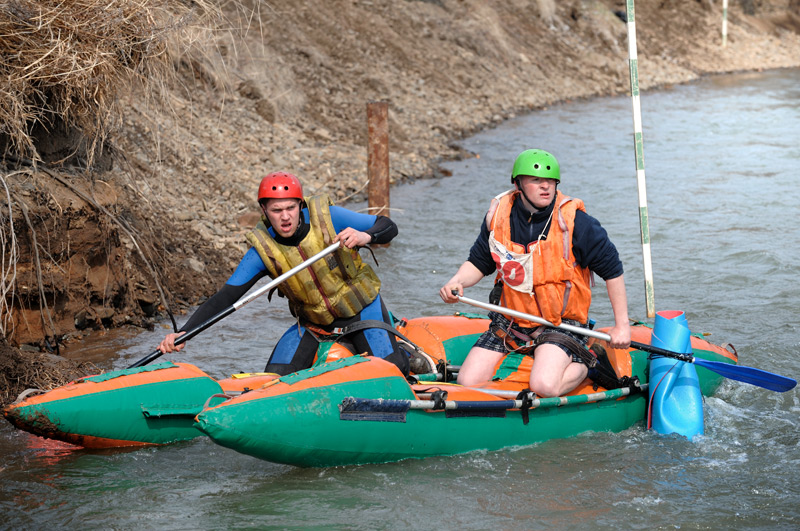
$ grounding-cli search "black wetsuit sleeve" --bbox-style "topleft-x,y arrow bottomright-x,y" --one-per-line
364,215 -> 398,245
466,218 -> 496,276
179,273 -> 266,332
572,210 -> 624,280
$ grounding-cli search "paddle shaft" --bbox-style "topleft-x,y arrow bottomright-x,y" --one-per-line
456,294 -> 797,392
457,295 -> 692,360
128,242 -> 342,368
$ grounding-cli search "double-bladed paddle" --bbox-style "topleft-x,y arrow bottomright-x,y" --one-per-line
128,242 -> 342,368
455,293 -> 797,393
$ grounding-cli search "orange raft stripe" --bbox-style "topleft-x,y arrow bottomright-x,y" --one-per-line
396,314 -> 490,364
219,374 -> 280,393
54,432 -> 162,449
203,357 -> 406,409
10,362 -> 213,406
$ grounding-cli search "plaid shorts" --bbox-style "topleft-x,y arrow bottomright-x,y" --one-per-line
474,311 -> 589,363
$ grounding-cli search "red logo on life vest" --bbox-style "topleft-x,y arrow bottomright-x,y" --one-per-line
500,261 -> 526,287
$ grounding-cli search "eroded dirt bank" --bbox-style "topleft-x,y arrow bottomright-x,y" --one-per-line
1,0 -> 799,405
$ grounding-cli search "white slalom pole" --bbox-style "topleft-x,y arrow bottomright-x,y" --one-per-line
722,0 -> 729,47
624,0 -> 656,319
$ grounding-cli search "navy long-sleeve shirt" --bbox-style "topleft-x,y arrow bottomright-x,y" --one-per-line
467,193 -> 624,281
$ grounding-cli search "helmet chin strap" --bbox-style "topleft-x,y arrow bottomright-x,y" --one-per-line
515,180 -> 555,213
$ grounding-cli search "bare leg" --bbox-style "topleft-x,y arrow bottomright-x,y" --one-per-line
529,343 -> 588,397
456,346 -> 505,386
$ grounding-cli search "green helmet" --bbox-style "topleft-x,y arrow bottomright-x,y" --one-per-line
511,149 -> 560,182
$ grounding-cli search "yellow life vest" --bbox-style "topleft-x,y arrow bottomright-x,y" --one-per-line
245,195 -> 381,325
488,189 -> 593,327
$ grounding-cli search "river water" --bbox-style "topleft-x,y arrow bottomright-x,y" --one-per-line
2,68 -> 799,530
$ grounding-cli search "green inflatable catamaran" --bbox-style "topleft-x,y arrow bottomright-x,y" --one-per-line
194,313 -> 739,467
7,312 -> 774,467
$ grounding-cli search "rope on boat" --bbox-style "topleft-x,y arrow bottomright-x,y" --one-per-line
11,388 -> 45,405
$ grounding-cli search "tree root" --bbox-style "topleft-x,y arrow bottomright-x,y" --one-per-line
0,173 -> 18,339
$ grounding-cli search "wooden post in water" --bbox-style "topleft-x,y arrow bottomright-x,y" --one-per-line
624,0 -> 656,319
722,0 -> 729,47
367,101 -> 390,218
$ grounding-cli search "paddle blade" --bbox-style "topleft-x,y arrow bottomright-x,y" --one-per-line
693,358 -> 797,392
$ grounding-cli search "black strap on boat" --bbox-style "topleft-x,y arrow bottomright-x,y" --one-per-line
584,343 -> 622,390
585,343 -> 644,391
430,390 -> 448,410
333,319 -> 434,369
339,396 -> 409,422
333,319 -> 416,346
536,332 -> 642,391
329,319 -> 449,383
516,389 -> 533,425
436,359 -> 453,382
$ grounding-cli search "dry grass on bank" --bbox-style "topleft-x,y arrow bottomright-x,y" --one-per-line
0,337 -> 98,407
0,0 -> 220,167
0,0 -> 234,345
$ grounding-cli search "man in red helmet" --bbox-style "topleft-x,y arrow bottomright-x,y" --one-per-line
158,172 -> 409,375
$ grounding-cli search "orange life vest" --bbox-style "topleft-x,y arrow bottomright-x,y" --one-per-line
487,189 -> 593,327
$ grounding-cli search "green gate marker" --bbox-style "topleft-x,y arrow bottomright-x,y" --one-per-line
625,0 -> 655,318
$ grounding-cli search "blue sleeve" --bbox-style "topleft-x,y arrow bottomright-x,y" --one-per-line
329,205 -> 377,233
572,210 -> 624,280
227,247 -> 268,286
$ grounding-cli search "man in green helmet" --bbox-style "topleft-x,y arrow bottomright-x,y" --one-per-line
439,149 -> 631,397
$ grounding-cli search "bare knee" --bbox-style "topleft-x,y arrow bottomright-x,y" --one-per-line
457,347 -> 502,387
529,362 -> 588,397
529,376 -> 561,398
457,363 -> 493,386
457,372 -> 484,387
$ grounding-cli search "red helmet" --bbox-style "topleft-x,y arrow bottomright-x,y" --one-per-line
257,172 -> 303,203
